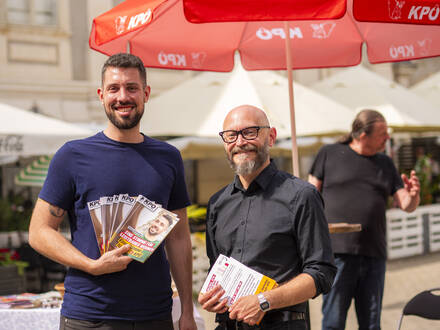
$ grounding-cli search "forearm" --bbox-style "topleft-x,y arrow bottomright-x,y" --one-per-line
263,273 -> 316,310
29,201 -> 94,273
400,194 -> 420,212
29,221 -> 94,272
166,210 -> 194,315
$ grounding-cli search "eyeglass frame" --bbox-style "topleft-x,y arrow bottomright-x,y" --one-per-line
219,126 -> 271,143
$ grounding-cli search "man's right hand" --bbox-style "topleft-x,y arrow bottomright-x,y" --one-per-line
198,284 -> 228,314
88,244 -> 133,276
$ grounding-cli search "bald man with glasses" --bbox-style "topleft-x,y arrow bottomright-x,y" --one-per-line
198,105 -> 336,330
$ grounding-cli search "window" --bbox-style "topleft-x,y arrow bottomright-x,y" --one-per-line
7,0 -> 56,26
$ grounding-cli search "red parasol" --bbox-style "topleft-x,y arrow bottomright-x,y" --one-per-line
90,0 -> 440,175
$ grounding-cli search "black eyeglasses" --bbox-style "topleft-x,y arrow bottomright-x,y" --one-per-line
219,126 -> 270,143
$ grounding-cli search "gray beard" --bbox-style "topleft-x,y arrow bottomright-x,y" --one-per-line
228,142 -> 269,176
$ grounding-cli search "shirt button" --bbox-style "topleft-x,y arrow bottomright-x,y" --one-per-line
241,221 -> 245,225
237,249 -> 242,253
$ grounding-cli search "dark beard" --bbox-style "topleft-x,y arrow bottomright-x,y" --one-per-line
105,104 -> 144,129
227,142 -> 269,176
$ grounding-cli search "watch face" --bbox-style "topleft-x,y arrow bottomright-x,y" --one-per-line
260,301 -> 270,311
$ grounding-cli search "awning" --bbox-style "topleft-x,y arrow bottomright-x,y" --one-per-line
14,156 -> 52,187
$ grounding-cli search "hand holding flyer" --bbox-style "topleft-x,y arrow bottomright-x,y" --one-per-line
88,194 -> 179,263
200,254 -> 278,307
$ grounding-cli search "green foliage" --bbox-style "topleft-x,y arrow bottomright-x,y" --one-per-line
414,154 -> 440,205
0,194 -> 33,232
0,251 -> 29,275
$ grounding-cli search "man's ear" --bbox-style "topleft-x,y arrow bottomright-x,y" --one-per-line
97,88 -> 104,104
144,85 -> 151,103
269,127 -> 277,147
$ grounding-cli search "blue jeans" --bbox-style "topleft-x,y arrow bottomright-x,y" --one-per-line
322,254 -> 386,330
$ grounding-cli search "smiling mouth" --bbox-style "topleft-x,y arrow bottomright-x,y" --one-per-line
112,104 -> 135,116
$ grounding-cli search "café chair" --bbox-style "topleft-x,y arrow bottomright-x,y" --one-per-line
397,287 -> 440,330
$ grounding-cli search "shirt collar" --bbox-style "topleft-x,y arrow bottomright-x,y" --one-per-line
231,160 -> 278,194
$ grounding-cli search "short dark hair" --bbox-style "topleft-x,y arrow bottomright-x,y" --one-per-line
339,109 -> 386,144
101,53 -> 147,87
160,213 -> 173,226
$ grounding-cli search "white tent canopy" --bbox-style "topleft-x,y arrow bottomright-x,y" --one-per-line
312,66 -> 440,132
0,103 -> 92,156
411,71 -> 440,109
141,64 -> 354,139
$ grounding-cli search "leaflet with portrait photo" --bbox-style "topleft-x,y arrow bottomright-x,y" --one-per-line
109,195 -> 179,263
200,254 -> 278,307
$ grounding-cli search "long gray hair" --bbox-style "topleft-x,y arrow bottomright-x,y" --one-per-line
339,109 -> 386,144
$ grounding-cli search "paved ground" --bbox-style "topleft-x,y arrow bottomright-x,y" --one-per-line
196,251 -> 440,330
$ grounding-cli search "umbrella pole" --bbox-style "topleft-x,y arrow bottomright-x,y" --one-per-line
283,22 -> 299,177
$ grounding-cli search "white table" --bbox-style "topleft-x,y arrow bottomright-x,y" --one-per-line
0,307 -> 60,330
0,297 -> 206,330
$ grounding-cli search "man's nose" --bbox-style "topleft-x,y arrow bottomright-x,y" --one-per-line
117,87 -> 129,101
235,133 -> 247,146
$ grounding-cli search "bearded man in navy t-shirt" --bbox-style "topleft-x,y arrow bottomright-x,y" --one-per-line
29,53 -> 197,330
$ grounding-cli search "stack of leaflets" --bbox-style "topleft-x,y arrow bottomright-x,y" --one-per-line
87,194 -> 179,263
200,254 -> 278,307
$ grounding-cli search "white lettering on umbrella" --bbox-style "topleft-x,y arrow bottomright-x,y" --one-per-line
389,0 -> 405,20
389,45 -> 415,58
158,52 -> 187,66
256,27 -> 303,40
408,5 -> 440,21
418,39 -> 432,56
127,9 -> 152,31
115,16 -> 127,35
310,23 -> 336,39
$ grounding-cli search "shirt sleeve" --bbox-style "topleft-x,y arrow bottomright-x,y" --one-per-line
389,157 -> 404,195
309,145 -> 327,180
293,185 -> 337,296
39,143 -> 76,211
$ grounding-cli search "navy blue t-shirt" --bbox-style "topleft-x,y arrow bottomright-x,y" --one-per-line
39,132 -> 190,321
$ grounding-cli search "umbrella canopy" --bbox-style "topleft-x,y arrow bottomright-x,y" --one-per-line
411,71 -> 440,109
353,0 -> 440,25
89,0 -> 440,175
182,0 -> 347,22
141,64 -> 353,138
312,66 -> 440,132
0,103 -> 92,157
90,0 -> 440,70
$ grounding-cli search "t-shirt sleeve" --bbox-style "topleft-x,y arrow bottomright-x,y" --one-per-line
309,146 -> 327,180
389,157 -> 404,195
167,150 -> 191,211
39,143 -> 75,211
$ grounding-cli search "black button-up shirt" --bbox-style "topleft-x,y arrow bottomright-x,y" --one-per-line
206,161 -> 336,311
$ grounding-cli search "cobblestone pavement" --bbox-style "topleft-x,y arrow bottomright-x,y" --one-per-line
197,251 -> 440,330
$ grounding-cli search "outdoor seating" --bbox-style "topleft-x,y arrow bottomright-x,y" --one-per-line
397,288 -> 440,330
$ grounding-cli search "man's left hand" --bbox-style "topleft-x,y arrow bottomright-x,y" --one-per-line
228,295 -> 265,326
178,310 -> 197,330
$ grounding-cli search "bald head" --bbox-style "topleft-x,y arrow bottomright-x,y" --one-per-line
223,105 -> 270,130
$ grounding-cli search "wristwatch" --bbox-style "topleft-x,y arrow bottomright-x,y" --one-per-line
257,293 -> 270,311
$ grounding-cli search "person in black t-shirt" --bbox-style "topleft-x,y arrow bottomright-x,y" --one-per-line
309,109 -> 420,330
